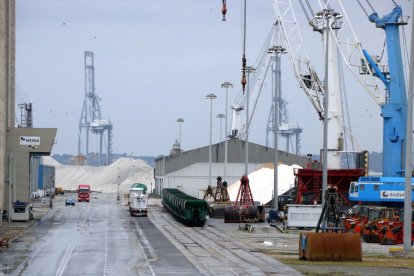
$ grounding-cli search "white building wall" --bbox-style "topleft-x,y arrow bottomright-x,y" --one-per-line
164,162 -> 263,198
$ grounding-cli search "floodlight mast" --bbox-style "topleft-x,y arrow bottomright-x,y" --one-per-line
177,118 -> 184,147
206,94 -> 217,187
268,45 -> 287,210
221,81 -> 233,183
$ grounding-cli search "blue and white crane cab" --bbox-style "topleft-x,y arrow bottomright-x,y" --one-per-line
349,176 -> 414,204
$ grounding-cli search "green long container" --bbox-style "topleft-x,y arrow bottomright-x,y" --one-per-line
162,188 -> 208,226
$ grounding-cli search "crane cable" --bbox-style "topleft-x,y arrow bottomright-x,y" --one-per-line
299,0 -> 313,24
241,0 -> 247,93
356,0 -> 370,18
365,0 -> 377,14
304,0 -> 316,17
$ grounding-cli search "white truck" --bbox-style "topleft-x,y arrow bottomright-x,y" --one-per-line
129,183 -> 148,217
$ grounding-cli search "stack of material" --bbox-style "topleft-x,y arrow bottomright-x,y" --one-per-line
227,163 -> 302,205
43,157 -> 154,194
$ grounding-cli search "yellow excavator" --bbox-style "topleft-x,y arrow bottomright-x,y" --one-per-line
55,187 -> 64,195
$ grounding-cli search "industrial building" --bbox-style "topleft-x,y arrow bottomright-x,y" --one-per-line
1,1 -> 56,222
154,138 -> 308,198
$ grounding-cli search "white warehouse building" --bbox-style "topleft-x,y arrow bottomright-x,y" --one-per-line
154,139 -> 308,199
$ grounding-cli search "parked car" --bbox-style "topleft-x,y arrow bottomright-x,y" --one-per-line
65,198 -> 75,206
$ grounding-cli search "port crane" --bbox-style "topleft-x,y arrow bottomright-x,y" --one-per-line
78,51 -> 113,166
342,0 -> 414,252
228,23 -> 277,140
272,0 -> 370,205
273,0 -> 347,169
347,3 -> 413,200
228,22 -> 302,154
346,3 -> 407,178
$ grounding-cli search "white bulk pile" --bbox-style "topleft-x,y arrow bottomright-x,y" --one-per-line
42,157 -> 154,194
227,163 -> 302,205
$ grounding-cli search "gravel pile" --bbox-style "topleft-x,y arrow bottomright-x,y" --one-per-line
43,157 -> 154,194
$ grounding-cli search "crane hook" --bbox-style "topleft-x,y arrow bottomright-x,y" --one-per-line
222,0 -> 227,21
241,55 -> 247,93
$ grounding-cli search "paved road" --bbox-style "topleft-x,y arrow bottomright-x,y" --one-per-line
0,194 -> 303,275
0,193 -> 197,275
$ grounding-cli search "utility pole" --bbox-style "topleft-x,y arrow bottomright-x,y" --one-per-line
315,9 -> 343,205
221,81 -> 233,183
403,0 -> 414,253
177,118 -> 184,147
268,45 -> 287,210
206,94 -> 217,186
244,66 -> 256,176
217,114 -> 225,142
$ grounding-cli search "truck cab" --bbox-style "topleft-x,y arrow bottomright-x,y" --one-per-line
78,184 -> 91,202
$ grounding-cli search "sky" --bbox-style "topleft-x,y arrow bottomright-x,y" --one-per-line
15,0 -> 413,157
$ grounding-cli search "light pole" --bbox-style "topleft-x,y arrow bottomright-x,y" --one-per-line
244,66 -> 256,176
268,45 -> 287,211
216,114 -> 225,142
117,166 -> 120,202
50,176 -> 54,197
315,9 -> 342,205
221,81 -> 233,183
177,118 -> 184,147
206,93 -> 217,186
403,0 -> 414,253
8,145 -> 37,223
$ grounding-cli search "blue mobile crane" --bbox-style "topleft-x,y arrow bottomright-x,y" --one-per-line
349,6 -> 413,204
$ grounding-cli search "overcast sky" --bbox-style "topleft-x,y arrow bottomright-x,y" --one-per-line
16,0 -> 412,157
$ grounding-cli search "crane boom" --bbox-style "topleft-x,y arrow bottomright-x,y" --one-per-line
272,0 -> 325,120
273,0 -> 349,168
230,23 -> 280,140
324,0 -> 385,106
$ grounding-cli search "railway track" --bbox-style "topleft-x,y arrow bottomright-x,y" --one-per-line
148,205 -> 301,275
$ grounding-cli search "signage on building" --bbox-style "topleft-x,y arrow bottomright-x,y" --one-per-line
20,136 -> 41,146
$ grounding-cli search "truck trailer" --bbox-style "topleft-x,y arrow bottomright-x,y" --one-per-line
129,183 -> 148,217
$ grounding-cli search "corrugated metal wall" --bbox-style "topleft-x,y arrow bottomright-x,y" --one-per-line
155,139 -> 308,198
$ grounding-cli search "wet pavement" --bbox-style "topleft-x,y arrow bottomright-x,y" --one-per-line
0,193 -> 198,275
1,195 -> 412,275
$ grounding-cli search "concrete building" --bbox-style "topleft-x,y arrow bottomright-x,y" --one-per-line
154,139 -> 308,198
1,1 -> 57,222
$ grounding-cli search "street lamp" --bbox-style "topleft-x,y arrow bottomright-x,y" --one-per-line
8,145 -> 37,223
206,93 -> 217,186
268,45 -> 287,211
221,81 -> 233,183
216,114 -> 225,142
314,8 -> 342,205
244,66 -> 256,176
177,118 -> 184,147
117,166 -> 120,202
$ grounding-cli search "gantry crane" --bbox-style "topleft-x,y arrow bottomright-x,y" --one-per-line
78,51 -> 113,166
228,22 -> 303,155
265,41 -> 303,154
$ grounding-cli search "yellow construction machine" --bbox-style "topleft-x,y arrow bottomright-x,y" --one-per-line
55,187 -> 64,195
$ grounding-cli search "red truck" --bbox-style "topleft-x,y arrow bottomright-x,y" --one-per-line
78,184 -> 91,202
